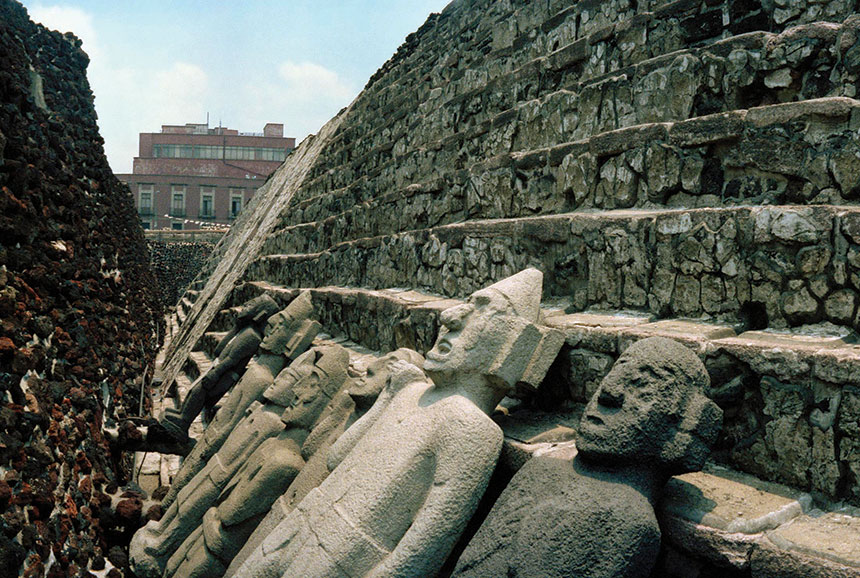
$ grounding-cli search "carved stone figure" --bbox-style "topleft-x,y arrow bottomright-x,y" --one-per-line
160,294 -> 281,442
452,336 -> 723,578
229,268 -> 562,578
161,291 -> 320,509
224,348 -> 426,576
129,344 -> 349,578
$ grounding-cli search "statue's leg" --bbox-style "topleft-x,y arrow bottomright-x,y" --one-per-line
161,378 -> 207,441
164,524 -> 202,578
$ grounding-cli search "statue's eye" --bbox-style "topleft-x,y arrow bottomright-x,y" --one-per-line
473,294 -> 491,307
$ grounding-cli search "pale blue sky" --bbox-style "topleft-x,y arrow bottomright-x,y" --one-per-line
20,1 -> 451,173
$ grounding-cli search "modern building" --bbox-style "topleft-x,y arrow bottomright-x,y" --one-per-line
118,122 -> 295,230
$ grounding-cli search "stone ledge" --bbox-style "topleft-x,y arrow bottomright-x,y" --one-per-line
250,204 -> 860,331
272,96 -> 860,255
751,511 -> 860,577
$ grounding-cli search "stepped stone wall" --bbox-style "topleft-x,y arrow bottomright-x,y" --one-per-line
0,1 -> 162,575
176,0 -> 860,503
170,0 -> 860,575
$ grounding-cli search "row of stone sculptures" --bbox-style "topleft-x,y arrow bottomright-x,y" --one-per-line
130,269 -> 722,578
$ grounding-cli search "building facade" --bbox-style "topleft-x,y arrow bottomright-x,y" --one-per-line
118,122 -> 295,230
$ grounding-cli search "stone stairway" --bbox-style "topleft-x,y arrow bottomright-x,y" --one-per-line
163,0 -> 860,575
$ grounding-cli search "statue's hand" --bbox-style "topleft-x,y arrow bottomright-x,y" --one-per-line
386,360 -> 425,394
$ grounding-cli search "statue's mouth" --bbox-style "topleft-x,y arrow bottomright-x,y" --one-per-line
585,414 -> 604,426
435,339 -> 452,354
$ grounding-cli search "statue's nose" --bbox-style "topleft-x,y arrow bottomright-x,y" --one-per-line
598,383 -> 624,408
441,303 -> 473,331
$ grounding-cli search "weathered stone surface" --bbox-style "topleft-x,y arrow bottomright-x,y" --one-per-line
140,1 -> 860,576
752,512 -> 860,577
0,2 -> 162,575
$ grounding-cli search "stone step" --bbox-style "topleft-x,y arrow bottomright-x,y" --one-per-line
303,17 -> 856,207
175,303 -> 187,327
282,95 -> 860,248
252,203 -> 860,331
173,372 -> 193,404
324,0 -> 851,176
750,509 -> 860,577
194,331 -> 229,359
182,350 -> 213,383
178,296 -> 194,319
236,281 -> 860,506
185,289 -> 200,303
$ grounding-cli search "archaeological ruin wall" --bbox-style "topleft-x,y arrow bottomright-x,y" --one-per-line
0,1 -> 163,574
165,0 -> 860,576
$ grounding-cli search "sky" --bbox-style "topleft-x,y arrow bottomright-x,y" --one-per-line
20,1 -> 452,173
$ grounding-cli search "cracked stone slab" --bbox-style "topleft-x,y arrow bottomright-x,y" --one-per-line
662,466 -> 811,533
659,466 -> 811,569
544,311 -> 653,329
752,511 -> 860,577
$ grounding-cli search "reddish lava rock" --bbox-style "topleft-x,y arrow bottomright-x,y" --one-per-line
0,1 -> 163,575
115,497 -> 143,525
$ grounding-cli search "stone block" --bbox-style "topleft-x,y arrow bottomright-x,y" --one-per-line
660,466 -> 810,570
751,512 -> 860,577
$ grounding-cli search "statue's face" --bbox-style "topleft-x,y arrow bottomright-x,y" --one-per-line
424,288 -> 514,378
264,348 -> 317,404
279,365 -> 331,429
351,355 -> 396,399
260,311 -> 295,354
577,344 -> 684,464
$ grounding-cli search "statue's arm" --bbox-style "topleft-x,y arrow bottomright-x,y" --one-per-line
213,327 -> 238,358
218,451 -> 304,526
326,393 -> 386,471
302,392 -> 354,459
205,328 -> 262,386
367,416 -> 502,578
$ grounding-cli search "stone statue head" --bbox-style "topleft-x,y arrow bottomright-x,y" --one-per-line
263,344 -> 350,429
260,292 -> 321,357
350,349 -> 425,410
236,294 -> 280,326
577,337 -> 722,477
424,268 -> 548,394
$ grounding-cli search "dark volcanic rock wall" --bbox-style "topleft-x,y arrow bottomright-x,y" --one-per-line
0,1 -> 162,575
148,241 -> 215,307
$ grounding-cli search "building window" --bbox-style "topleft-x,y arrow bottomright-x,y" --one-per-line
259,147 -> 287,161
154,144 -> 193,158
230,191 -> 243,218
138,184 -> 154,215
194,145 -> 223,160
170,186 -> 186,217
171,221 -> 183,230
141,220 -> 151,230
200,188 -> 214,218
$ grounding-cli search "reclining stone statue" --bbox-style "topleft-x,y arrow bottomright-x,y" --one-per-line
129,343 -> 349,578
167,349 -> 426,578
161,291 -> 320,509
229,268 -> 563,578
160,293 -> 282,442
452,336 -> 723,578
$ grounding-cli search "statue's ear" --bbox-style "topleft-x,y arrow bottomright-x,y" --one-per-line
659,396 -> 723,476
